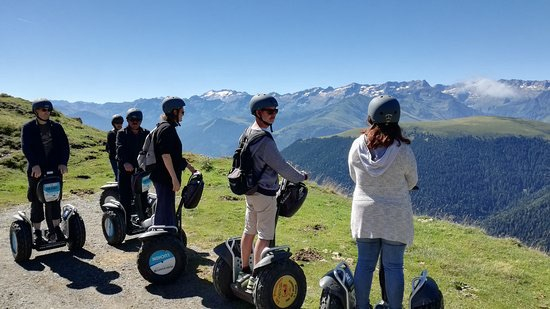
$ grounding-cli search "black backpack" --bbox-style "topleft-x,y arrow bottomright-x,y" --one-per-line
227,128 -> 272,195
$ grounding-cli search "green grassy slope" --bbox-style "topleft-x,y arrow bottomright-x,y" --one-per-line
1,94 -> 548,308
0,94 -> 113,205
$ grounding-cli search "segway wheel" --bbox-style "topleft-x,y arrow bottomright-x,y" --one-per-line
320,289 -> 344,309
9,221 -> 33,262
102,210 -> 126,245
254,259 -> 307,309
66,213 -> 86,251
100,188 -> 119,206
137,236 -> 187,284
212,256 -> 236,299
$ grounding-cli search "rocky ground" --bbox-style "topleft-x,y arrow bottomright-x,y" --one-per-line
0,193 -> 253,309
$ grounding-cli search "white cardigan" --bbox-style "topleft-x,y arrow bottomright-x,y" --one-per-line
348,136 -> 418,246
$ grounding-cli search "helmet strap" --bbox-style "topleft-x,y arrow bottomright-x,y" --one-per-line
256,114 -> 274,132
35,112 -> 49,123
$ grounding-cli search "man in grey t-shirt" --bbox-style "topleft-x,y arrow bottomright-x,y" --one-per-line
239,94 -> 308,291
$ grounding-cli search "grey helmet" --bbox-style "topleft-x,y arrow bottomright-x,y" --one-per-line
367,95 -> 400,125
126,108 -> 143,121
111,114 -> 123,125
32,98 -> 53,113
162,96 -> 186,115
249,94 -> 278,115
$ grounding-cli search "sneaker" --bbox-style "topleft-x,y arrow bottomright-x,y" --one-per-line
54,226 -> 66,241
246,276 -> 258,293
46,229 -> 57,242
33,230 -> 47,246
373,301 -> 389,309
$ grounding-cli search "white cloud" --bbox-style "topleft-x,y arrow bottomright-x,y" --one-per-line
459,78 -> 519,98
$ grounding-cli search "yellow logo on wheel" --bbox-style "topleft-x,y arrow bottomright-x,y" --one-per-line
272,275 -> 298,308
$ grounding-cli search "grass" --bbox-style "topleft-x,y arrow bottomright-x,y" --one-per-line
1,95 -> 549,308
180,156 -> 550,308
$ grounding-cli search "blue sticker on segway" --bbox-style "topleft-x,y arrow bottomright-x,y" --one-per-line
149,250 -> 176,275
141,174 -> 152,193
43,182 -> 61,202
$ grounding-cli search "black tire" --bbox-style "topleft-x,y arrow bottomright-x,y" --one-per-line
9,220 -> 32,262
254,259 -> 307,309
137,236 -> 187,284
100,188 -> 119,206
66,213 -> 86,251
319,289 -> 344,309
212,257 -> 236,299
102,210 -> 126,245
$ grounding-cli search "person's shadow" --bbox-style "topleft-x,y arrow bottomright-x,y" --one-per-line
18,248 -> 122,295
145,247 -> 254,309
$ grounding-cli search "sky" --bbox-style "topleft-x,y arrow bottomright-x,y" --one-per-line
1,0 -> 549,103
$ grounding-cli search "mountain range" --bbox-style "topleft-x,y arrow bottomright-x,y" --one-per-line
50,78 -> 550,157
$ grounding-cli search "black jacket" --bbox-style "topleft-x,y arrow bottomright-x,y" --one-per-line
106,129 -> 118,160
116,126 -> 149,170
21,119 -> 70,176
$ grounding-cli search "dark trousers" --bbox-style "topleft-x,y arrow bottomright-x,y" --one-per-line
118,170 -> 135,224
28,176 -> 61,231
153,182 -> 176,226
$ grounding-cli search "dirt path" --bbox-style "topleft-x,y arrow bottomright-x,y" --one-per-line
0,193 -> 252,309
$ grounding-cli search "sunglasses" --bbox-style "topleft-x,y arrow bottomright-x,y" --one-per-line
129,118 -> 142,123
38,108 -> 52,112
113,121 -> 123,125
261,108 -> 279,115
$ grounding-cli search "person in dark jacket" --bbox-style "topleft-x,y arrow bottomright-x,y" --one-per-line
150,96 -> 198,226
106,114 -> 123,181
21,99 -> 70,245
116,108 -> 149,230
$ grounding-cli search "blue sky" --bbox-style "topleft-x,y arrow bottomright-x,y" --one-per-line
1,0 -> 549,103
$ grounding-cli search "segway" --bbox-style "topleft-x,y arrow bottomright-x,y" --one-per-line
212,179 -> 308,309
100,171 -> 157,245
136,172 -> 204,284
9,171 -> 86,262
99,181 -> 119,206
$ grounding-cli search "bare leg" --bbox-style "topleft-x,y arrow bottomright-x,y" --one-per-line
253,238 -> 271,270
241,233 -> 255,270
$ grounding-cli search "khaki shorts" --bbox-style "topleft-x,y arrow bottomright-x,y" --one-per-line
244,193 -> 277,240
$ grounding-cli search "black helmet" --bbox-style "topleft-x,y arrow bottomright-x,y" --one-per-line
32,98 -> 53,113
182,172 -> 204,209
111,114 -> 123,125
277,178 -> 308,218
249,94 -> 278,115
162,96 -> 186,115
367,95 -> 400,125
409,270 -> 444,309
126,108 -> 143,121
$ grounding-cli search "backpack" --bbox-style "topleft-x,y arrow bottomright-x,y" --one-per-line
227,128 -> 272,195
137,122 -> 168,172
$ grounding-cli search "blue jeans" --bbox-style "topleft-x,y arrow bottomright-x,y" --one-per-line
354,238 -> 406,309
110,158 -> 118,181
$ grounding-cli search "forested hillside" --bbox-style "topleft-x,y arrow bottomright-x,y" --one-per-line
282,121 -> 550,252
